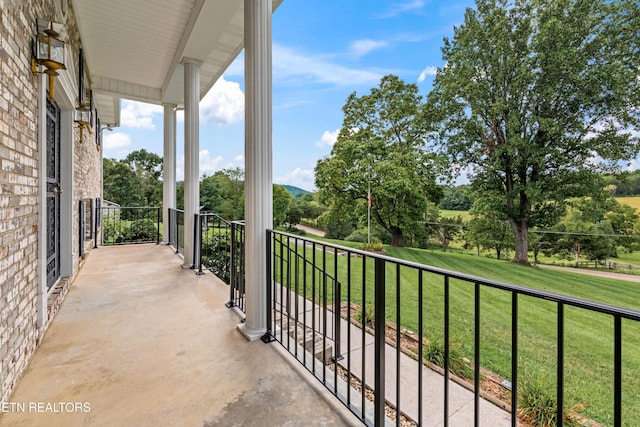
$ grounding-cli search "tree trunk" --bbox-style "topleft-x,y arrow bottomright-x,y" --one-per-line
391,228 -> 404,247
509,219 -> 530,264
496,247 -> 502,260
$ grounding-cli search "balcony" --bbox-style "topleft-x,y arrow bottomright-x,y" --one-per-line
3,209 -> 639,426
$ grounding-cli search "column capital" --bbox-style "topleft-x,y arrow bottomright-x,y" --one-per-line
181,57 -> 203,66
162,102 -> 178,108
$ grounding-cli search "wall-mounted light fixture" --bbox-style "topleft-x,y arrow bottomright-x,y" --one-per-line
31,19 -> 66,102
75,88 -> 94,142
74,105 -> 92,142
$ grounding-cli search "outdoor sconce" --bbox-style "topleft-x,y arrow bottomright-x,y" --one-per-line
74,106 -> 92,142
31,19 -> 66,102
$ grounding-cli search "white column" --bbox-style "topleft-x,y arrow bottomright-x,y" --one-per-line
162,103 -> 177,243
238,0 -> 273,341
182,58 -> 201,268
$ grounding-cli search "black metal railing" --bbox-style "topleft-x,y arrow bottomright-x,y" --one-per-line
168,208 -> 184,254
226,221 -> 246,312
196,213 -> 232,283
101,206 -> 161,246
266,229 -> 640,427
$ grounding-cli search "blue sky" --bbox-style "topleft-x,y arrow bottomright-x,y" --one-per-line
101,0 -> 640,191
102,0 -> 475,190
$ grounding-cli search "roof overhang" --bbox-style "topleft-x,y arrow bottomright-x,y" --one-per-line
71,0 -> 282,127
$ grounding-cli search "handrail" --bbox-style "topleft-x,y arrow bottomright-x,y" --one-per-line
270,229 -> 640,321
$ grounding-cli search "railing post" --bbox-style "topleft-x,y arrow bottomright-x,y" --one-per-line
374,257 -> 386,426
333,280 -> 343,361
227,222 -> 237,308
156,207 -> 161,244
196,213 -> 204,275
262,229 -> 275,343
192,213 -> 198,270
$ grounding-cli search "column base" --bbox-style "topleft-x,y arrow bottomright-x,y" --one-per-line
236,323 -> 266,342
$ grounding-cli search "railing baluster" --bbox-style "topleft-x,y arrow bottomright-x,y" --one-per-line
418,270 -> 424,427
474,281 -> 480,427
374,257 -> 386,427
558,302 -> 564,426
444,275 -> 450,427
347,252 -> 352,406
361,255 -> 367,421
396,263 -> 401,426
511,292 -> 518,427
614,315 -> 622,427
334,245 -> 342,365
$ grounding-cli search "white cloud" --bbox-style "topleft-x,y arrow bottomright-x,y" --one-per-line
317,129 -> 339,147
417,66 -> 438,82
103,132 -> 131,149
234,154 -> 244,162
176,150 -> 225,181
200,76 -> 245,126
199,150 -> 224,176
627,157 -> 640,171
351,39 -> 389,57
120,100 -> 163,129
377,0 -> 427,18
273,44 -> 382,87
275,168 -> 315,191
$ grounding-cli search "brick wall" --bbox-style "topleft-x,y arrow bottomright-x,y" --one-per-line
0,0 -> 103,402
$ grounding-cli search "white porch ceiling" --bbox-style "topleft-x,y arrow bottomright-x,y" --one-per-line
71,0 -> 282,127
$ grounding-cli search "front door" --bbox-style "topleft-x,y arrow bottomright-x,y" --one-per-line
46,98 -> 61,290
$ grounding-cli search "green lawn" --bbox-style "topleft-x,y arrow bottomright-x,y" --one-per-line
439,209 -> 471,220
274,236 -> 640,426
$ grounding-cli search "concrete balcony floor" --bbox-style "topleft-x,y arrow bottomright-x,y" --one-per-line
0,245 -> 362,426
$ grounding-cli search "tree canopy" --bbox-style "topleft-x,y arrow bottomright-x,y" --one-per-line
316,75 -> 445,246
428,0 -> 640,263
103,149 -> 162,206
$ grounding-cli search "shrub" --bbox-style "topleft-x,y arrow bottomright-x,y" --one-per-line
201,234 -> 231,283
126,218 -> 158,241
423,335 -> 474,380
361,242 -> 384,252
102,220 -> 123,244
354,305 -> 375,327
518,372 -> 584,427
346,230 -> 368,242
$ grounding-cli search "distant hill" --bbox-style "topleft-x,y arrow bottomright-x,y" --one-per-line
282,185 -> 311,197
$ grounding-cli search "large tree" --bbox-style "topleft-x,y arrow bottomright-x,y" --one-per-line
316,75 -> 445,246
428,0 -> 640,263
103,149 -> 162,206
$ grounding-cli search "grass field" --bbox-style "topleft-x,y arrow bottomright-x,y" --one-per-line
616,196 -> 640,211
439,209 -> 471,220
275,235 -> 640,426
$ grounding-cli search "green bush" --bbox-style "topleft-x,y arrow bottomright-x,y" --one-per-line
346,230 -> 368,242
518,373 -> 584,427
354,305 -> 375,327
102,220 -> 123,244
201,234 -> 231,283
423,335 -> 474,380
361,242 -> 384,252
126,218 -> 158,241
